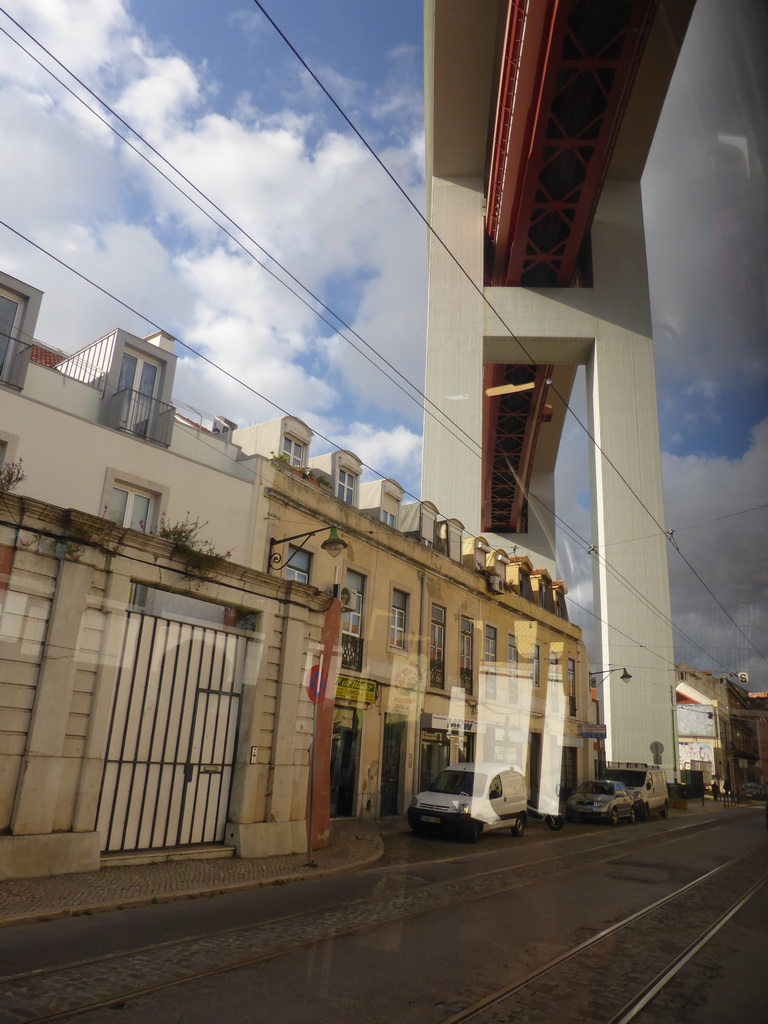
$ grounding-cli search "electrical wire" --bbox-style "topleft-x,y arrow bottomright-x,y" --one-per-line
1,8 -> 762,673
250,0 -> 767,666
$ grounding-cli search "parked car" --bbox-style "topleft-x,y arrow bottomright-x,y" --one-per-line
743,782 -> 768,800
601,765 -> 668,819
407,762 -> 527,843
566,780 -> 636,825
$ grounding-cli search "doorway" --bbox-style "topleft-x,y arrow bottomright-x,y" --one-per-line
380,713 -> 407,816
330,706 -> 360,817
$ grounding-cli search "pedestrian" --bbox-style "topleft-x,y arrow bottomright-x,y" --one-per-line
711,779 -> 720,801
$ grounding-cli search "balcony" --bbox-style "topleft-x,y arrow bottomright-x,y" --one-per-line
341,633 -> 363,672
0,337 -> 32,389
459,667 -> 473,694
106,388 -> 175,446
429,659 -> 445,689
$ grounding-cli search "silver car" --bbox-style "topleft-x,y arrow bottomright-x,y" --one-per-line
566,780 -> 636,825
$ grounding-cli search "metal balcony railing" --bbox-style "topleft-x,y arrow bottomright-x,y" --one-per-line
0,336 -> 32,389
429,659 -> 445,689
106,388 -> 175,446
341,633 -> 363,672
459,667 -> 473,694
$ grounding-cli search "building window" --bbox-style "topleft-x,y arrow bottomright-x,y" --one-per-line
459,616 -> 474,693
507,633 -> 519,706
341,570 -> 365,671
381,509 -> 397,528
389,588 -> 408,649
484,624 -> 497,701
107,486 -> 153,531
568,658 -> 577,717
282,436 -> 305,467
118,351 -> 159,398
430,605 -> 445,688
337,468 -> 357,505
0,289 -> 22,379
532,644 -> 541,687
549,648 -> 560,685
519,572 -> 534,602
284,545 -> 311,584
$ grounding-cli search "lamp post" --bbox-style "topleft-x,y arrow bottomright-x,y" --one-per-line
267,525 -> 347,867
588,668 -> 632,774
268,526 -> 347,573
589,667 -> 632,688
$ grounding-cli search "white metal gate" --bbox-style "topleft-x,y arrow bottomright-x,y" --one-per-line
96,611 -> 245,852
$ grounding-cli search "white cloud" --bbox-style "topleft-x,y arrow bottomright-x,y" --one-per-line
0,0 -> 427,445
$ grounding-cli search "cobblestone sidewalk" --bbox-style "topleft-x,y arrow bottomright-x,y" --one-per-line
0,819 -> 393,928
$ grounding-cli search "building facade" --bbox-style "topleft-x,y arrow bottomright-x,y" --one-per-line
1,268 -> 594,879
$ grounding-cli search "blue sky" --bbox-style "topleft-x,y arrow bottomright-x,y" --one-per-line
0,0 -> 765,683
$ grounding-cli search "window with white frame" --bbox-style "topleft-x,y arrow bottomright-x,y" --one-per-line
532,643 -> 541,687
459,615 -> 474,693
341,569 -> 365,672
337,468 -> 357,504
118,350 -> 159,398
342,570 -> 365,637
507,633 -> 519,706
284,545 -> 311,584
107,485 -> 153,531
380,509 -> 397,528
0,289 -> 22,375
430,604 -> 446,688
282,436 -> 305,467
389,589 -> 408,649
549,648 -> 560,684
484,624 -> 498,701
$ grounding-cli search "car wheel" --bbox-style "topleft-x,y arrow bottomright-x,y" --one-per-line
609,807 -> 619,826
464,821 -> 480,844
660,801 -> 669,819
511,815 -> 525,837
627,807 -> 636,824
545,814 -> 564,831
410,822 -> 425,836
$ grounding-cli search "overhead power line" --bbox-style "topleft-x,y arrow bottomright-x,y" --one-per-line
0,7 -> 761,673
249,0 -> 767,668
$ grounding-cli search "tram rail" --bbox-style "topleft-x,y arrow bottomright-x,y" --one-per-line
0,817 -> 763,1023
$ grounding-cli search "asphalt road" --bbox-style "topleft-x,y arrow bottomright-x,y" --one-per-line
2,810 -> 766,1024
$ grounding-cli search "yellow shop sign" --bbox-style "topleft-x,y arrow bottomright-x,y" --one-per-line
335,675 -> 377,704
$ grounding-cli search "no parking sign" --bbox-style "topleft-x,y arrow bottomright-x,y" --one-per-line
306,664 -> 328,703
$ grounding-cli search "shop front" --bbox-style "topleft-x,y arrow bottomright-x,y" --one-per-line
418,713 -> 476,792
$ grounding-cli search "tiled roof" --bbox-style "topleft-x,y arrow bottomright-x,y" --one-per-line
30,345 -> 65,368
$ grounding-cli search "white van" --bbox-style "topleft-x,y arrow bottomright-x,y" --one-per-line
407,762 -> 527,843
602,764 -> 668,819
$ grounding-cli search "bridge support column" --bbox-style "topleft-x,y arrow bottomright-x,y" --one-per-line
424,178 -> 676,769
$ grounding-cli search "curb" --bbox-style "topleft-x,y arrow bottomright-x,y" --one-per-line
0,832 -> 385,930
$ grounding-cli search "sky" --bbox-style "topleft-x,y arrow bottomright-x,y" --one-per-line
0,0 -> 766,686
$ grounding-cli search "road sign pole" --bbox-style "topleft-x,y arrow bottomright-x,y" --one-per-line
307,695 -> 318,867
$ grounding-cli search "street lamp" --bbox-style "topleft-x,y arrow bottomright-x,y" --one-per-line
590,667 -> 632,687
268,526 -> 347,573
588,668 -> 631,776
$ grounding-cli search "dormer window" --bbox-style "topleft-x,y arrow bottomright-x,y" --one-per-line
337,468 -> 357,504
282,436 -> 305,468
0,281 -> 35,389
381,509 -> 397,528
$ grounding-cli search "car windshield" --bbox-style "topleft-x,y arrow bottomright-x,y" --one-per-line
577,782 -> 615,796
429,770 -> 487,796
603,770 -> 643,787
